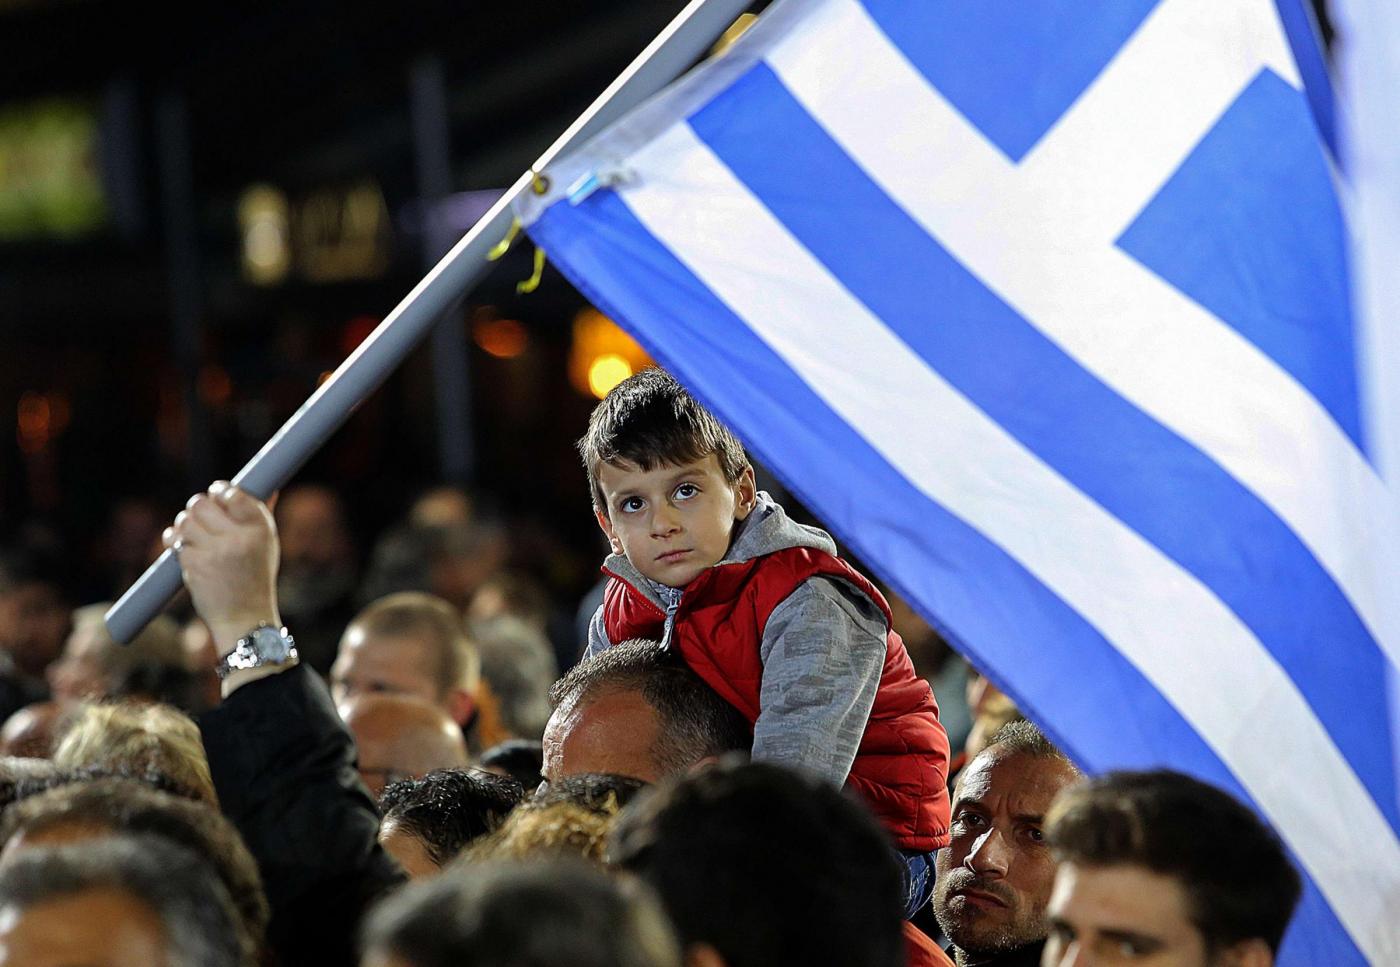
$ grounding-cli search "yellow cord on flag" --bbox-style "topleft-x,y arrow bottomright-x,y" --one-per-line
487,218 -> 520,261
517,245 -> 547,294
488,172 -> 549,263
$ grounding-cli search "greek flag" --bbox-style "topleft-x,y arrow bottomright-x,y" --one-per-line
518,1 -> 1400,962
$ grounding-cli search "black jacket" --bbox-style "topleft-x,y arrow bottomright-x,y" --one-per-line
200,664 -> 405,966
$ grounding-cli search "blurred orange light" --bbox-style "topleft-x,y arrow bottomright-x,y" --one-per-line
569,308 -> 653,399
473,318 -> 528,359
317,370 -> 334,386
587,354 -> 634,399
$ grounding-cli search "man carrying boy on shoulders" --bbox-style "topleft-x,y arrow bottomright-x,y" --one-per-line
580,368 -> 951,916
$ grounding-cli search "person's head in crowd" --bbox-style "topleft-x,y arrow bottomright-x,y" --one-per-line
465,797 -> 620,867
0,701 -> 65,758
0,834 -> 251,967
378,769 -> 523,878
91,497 -> 166,598
47,605 -> 191,707
933,721 -> 1082,967
360,859 -> 681,967
0,757 -> 60,811
0,777 -> 268,957
610,758 -> 905,967
468,571 -> 552,633
1042,770 -> 1301,967
463,773 -> 644,867
332,592 -> 480,728
409,485 -> 474,529
534,772 -> 647,812
341,694 -> 471,798
543,639 -> 750,786
472,615 -> 557,741
0,546 -> 70,682
359,521 -> 507,613
274,484 -> 357,610
578,368 -> 756,590
51,702 -> 218,805
478,738 -> 544,790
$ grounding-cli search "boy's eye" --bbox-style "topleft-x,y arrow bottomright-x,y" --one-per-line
674,483 -> 699,500
620,497 -> 645,513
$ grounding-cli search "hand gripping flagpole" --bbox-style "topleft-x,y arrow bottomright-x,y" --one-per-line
105,0 -> 755,644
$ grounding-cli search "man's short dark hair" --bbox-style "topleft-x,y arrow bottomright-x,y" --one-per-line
0,777 -> 269,957
610,759 -> 905,967
361,859 -> 681,967
1045,769 -> 1302,955
0,834 -> 251,967
549,640 -> 751,776
578,368 -> 749,514
479,739 -> 544,790
534,772 -> 648,812
984,720 -> 1076,765
380,769 -> 524,867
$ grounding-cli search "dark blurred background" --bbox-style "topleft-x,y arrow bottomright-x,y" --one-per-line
0,0 -> 728,603
0,0 -> 1335,613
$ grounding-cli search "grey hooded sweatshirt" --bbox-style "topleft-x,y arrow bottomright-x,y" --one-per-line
587,492 -> 888,786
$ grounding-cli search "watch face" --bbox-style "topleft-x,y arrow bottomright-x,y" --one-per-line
250,626 -> 293,662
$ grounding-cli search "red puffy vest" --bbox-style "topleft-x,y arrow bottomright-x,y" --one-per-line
602,546 -> 951,851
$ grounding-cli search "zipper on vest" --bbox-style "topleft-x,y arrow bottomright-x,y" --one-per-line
658,586 -> 683,650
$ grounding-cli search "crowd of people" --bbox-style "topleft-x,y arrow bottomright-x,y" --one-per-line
0,370 -> 1302,966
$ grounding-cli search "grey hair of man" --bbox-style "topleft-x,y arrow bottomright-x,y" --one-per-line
0,833 -> 251,967
548,639 -> 751,775
979,720 -> 1080,773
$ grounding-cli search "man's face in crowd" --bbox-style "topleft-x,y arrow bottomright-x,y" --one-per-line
331,629 -> 442,710
541,687 -> 664,787
0,888 -> 168,967
1042,862 -> 1226,967
934,749 -> 1081,960
0,582 -> 69,678
277,487 -> 352,573
46,621 -> 109,703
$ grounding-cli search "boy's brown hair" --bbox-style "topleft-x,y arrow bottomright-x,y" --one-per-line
578,369 -> 749,515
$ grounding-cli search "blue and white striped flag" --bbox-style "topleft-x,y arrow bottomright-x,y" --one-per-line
518,2 -> 1400,961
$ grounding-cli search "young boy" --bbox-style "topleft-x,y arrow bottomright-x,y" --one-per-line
580,369 -> 950,916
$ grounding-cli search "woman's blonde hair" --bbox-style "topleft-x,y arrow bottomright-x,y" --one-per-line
53,702 -> 217,806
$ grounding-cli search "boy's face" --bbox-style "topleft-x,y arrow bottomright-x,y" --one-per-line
594,454 -> 756,588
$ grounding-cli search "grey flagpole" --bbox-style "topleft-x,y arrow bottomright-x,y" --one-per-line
106,0 -> 756,644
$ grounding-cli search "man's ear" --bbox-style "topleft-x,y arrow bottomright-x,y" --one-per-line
733,465 -> 758,521
446,688 -> 477,729
595,507 -> 624,555
684,943 -> 728,967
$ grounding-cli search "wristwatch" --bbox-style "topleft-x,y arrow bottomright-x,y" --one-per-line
216,623 -> 299,680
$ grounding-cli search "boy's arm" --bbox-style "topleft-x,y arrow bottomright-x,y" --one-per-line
752,576 -> 888,786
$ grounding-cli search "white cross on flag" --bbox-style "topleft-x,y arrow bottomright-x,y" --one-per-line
518,1 -> 1400,961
